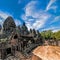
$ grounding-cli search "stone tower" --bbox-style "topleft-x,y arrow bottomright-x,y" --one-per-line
3,16 -> 16,34
21,22 -> 29,35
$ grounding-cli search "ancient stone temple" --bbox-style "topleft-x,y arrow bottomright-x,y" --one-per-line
0,16 -> 43,60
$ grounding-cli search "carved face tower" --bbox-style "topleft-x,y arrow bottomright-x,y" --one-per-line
3,16 -> 16,33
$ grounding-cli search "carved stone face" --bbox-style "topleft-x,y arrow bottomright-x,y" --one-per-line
3,16 -> 16,33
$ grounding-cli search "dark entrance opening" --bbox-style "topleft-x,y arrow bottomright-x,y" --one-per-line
6,48 -> 11,55
14,34 -> 18,39
17,46 -> 18,51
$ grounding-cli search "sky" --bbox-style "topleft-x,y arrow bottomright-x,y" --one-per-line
0,0 -> 60,32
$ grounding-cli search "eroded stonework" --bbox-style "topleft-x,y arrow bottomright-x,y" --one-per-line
0,16 -> 43,60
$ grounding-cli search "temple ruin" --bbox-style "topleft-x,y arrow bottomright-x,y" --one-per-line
0,16 -> 43,60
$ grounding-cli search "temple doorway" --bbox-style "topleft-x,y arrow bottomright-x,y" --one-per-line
6,48 -> 11,55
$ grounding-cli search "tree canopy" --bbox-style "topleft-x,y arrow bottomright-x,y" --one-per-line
41,30 -> 60,40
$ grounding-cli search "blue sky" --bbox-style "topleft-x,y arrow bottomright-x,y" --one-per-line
0,0 -> 60,32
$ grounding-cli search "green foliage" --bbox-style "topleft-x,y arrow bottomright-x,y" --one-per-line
41,30 -> 60,40
53,31 -> 60,40
41,30 -> 53,39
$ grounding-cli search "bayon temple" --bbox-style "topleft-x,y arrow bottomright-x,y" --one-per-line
0,16 -> 43,60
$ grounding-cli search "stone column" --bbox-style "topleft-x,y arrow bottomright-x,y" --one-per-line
1,49 -> 5,60
11,45 -> 15,56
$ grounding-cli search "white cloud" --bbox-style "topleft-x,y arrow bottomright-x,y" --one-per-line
24,1 -> 38,16
0,11 -> 12,25
51,27 -> 60,32
0,11 -> 12,19
32,14 -> 50,30
50,16 -> 60,24
21,0 -> 60,31
21,1 -> 51,30
42,26 -> 60,32
21,14 -> 27,21
15,19 -> 21,26
46,0 -> 57,11
52,29 -> 60,32
54,16 -> 60,21
0,11 -> 21,26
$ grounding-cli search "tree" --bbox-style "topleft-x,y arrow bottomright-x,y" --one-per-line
41,30 -> 53,39
53,31 -> 60,40
41,31 -> 46,39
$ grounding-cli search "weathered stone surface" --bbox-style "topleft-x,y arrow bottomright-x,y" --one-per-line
3,16 -> 16,33
21,22 -> 29,35
0,16 -> 44,60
